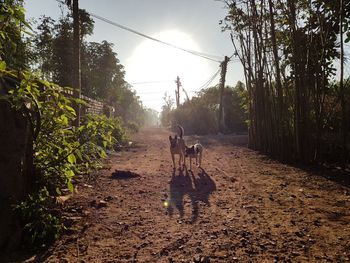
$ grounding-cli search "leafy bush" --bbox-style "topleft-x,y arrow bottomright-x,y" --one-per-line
126,121 -> 140,133
15,188 -> 64,246
164,83 -> 248,135
1,68 -> 127,246
170,101 -> 217,135
0,0 -> 129,248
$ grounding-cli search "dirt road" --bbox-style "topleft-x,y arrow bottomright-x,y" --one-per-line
31,128 -> 350,262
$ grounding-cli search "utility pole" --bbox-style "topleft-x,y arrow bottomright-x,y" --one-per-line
72,0 -> 81,126
218,56 -> 229,133
175,76 -> 181,108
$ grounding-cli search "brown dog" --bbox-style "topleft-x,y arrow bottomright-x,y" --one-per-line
169,125 -> 185,169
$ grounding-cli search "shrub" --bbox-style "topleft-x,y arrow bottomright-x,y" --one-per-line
1,68 -> 127,246
126,121 -> 140,133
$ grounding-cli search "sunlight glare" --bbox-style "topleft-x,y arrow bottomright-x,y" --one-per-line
125,30 -> 212,111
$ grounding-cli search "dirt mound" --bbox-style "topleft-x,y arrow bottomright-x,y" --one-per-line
111,170 -> 140,180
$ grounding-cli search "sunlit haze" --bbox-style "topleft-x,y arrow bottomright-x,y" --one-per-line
24,0 -> 245,112
126,30 -> 212,111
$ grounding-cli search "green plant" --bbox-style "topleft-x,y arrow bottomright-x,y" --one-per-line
126,121 -> 140,133
1,68 -> 127,246
15,188 -> 64,246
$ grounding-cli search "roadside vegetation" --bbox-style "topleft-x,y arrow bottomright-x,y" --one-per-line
0,0 -> 153,246
161,81 -> 248,135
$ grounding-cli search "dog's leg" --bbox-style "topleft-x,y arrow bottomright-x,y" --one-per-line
171,153 -> 175,169
189,157 -> 192,170
198,152 -> 202,167
181,153 -> 185,168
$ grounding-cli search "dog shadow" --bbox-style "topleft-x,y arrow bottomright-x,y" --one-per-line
167,168 -> 191,218
167,167 -> 216,223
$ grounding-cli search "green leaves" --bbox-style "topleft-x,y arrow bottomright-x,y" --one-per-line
0,61 -> 6,70
345,32 -> 350,43
67,180 -> 74,192
15,187 -> 64,246
2,68 -> 128,246
0,0 -> 31,69
68,153 -> 77,164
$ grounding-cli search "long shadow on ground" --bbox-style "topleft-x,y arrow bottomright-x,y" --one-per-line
298,163 -> 350,188
167,168 -> 216,223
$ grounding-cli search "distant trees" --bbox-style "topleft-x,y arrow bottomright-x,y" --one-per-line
26,10 -> 148,126
161,82 -> 248,135
0,0 -> 28,69
222,0 -> 350,164
160,92 -> 175,128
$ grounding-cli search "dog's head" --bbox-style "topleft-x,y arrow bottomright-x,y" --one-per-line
169,135 -> 178,148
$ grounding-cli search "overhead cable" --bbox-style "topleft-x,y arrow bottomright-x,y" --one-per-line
188,67 -> 221,92
53,0 -> 223,63
88,12 -> 222,63
130,80 -> 172,85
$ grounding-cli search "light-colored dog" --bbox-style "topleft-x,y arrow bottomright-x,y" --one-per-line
184,142 -> 203,170
169,125 -> 186,169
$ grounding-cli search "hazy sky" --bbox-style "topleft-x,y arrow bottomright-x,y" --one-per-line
24,0 -> 244,111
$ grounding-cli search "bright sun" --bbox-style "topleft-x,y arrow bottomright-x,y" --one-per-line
125,30 -> 212,111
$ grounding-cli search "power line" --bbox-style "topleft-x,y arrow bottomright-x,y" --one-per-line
88,12 -> 222,63
129,80 -> 172,85
54,0 -> 223,63
194,67 -> 221,91
136,91 -> 170,94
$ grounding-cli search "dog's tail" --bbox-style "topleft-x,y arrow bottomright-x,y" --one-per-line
177,124 -> 184,138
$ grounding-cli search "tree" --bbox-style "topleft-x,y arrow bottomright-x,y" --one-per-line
27,10 -> 148,126
30,9 -> 94,86
0,0 -> 29,69
161,82 -> 247,135
222,0 -> 349,164
160,92 -> 174,127
81,41 -> 125,101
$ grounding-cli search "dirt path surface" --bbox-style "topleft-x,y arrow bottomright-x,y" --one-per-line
35,128 -> 350,262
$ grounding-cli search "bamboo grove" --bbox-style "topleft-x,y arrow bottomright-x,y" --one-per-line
222,0 -> 350,164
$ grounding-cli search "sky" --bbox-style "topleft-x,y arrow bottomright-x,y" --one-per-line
24,0 -> 244,111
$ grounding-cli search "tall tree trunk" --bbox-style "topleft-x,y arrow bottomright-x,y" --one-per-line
268,0 -> 285,159
339,0 -> 347,166
287,0 -> 304,161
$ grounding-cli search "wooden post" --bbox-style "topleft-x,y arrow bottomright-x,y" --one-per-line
175,76 -> 181,108
73,0 -> 81,126
218,56 -> 229,133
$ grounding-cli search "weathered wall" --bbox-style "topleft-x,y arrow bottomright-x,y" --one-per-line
63,89 -> 114,117
0,100 -> 33,251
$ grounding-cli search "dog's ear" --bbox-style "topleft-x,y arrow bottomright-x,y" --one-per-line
175,135 -> 177,139
169,135 -> 172,141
